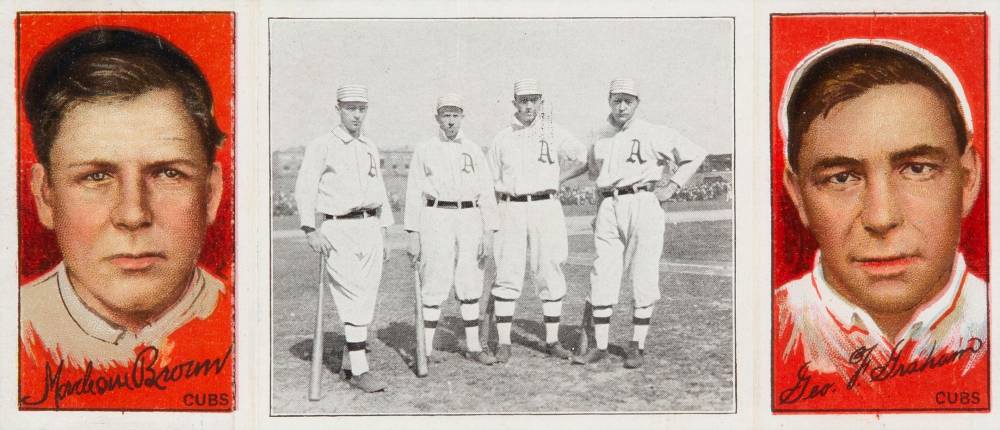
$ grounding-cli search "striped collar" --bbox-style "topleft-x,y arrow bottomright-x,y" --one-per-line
810,252 -> 970,344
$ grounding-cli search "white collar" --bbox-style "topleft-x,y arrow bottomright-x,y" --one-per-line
811,252 -> 969,343
56,263 -> 207,345
438,128 -> 465,143
333,124 -> 368,144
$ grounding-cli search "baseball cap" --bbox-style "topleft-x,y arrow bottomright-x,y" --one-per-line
436,93 -> 463,111
778,39 -> 972,161
337,84 -> 369,103
609,78 -> 639,98
513,79 -> 541,96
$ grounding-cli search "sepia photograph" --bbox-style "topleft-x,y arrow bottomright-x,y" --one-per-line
269,17 -> 735,415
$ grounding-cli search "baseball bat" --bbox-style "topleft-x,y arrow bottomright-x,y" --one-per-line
413,268 -> 429,377
479,293 -> 495,350
575,301 -> 593,356
308,250 -> 327,401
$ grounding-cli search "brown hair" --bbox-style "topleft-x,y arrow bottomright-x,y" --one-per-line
23,27 -> 224,167
786,44 -> 967,171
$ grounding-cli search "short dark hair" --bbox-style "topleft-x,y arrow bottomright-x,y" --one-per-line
23,27 -> 224,167
786,44 -> 968,172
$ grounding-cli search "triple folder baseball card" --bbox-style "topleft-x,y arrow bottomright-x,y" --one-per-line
0,1 -> 997,430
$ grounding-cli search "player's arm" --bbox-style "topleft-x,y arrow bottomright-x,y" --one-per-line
372,146 -> 395,228
655,128 -> 707,201
555,125 -> 587,184
474,147 -> 499,261
486,132 -> 503,185
294,139 -> 334,253
404,145 -> 426,263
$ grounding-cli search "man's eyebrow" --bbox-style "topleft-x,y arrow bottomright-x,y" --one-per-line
808,156 -> 862,172
64,158 -> 203,170
889,144 -> 950,164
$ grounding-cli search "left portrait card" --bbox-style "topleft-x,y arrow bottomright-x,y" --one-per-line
16,12 -> 235,411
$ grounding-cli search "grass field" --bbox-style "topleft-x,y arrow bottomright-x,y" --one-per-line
270,220 -> 734,415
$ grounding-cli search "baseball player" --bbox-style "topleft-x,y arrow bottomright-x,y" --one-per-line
572,79 -> 707,368
295,84 -> 393,393
487,79 -> 586,362
404,93 -> 499,366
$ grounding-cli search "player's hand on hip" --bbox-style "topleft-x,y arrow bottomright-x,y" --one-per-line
306,230 -> 334,255
479,230 -> 495,262
407,231 -> 421,265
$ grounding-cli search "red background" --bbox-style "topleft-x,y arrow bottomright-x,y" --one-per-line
771,14 -> 989,287
17,12 -> 235,285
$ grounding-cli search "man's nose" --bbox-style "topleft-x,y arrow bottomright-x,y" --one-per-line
861,174 -> 903,236
111,174 -> 153,231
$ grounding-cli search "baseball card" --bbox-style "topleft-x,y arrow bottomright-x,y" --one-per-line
770,13 -> 990,413
15,12 -> 236,411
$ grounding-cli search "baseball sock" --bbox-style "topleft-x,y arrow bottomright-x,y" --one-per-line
341,344 -> 351,373
542,299 -> 563,344
633,305 -> 653,350
593,305 -> 613,350
423,305 -> 441,356
494,297 -> 516,345
344,324 -> 369,375
460,301 -> 482,352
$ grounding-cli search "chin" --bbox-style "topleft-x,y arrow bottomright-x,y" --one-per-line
853,278 -> 928,316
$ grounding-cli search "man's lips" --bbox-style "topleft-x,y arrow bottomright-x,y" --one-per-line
108,252 -> 166,271
853,255 -> 918,276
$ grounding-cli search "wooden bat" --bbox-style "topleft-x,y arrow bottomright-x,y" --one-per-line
308,250 -> 327,401
413,268 -> 429,377
479,293 -> 495,351
575,301 -> 593,356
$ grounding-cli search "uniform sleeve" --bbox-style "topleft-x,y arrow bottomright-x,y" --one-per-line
403,144 -> 426,232
655,126 -> 707,188
372,146 -> 395,227
474,146 -> 500,231
486,132 -> 503,185
294,138 -> 328,229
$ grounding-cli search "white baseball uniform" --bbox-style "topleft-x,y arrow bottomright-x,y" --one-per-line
488,116 -> 585,302
588,116 -> 706,308
295,124 -> 393,327
404,129 -> 499,307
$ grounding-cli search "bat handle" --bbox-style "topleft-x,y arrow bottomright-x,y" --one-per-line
309,250 -> 326,401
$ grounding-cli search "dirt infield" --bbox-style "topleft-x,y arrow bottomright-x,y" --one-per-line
270,221 -> 733,415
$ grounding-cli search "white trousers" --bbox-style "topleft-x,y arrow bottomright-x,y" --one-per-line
491,198 -> 568,301
320,217 -> 383,326
589,192 -> 664,307
418,207 -> 485,306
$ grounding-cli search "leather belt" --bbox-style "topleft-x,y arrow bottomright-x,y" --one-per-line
426,199 -> 478,209
599,182 -> 655,198
496,190 -> 556,202
325,207 -> 378,219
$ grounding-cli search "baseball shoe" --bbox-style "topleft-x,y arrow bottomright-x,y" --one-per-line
427,353 -> 447,364
494,344 -> 512,363
464,350 -> 497,365
547,341 -> 572,359
340,369 -> 353,381
571,348 -> 608,365
623,341 -> 645,369
348,371 -> 388,393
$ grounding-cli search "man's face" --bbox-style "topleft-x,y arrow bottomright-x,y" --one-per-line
337,101 -> 368,134
784,83 -> 980,318
31,88 -> 223,326
512,94 -> 542,125
435,106 -> 464,139
609,93 -> 639,125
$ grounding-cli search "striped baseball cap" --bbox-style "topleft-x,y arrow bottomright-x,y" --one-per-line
336,84 -> 369,103
513,78 -> 541,96
609,78 -> 639,98
436,93 -> 464,111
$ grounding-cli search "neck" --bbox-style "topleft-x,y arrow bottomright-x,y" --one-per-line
347,128 -> 361,138
516,114 -> 535,127
68,270 -> 194,333
867,311 -> 914,342
443,130 -> 459,140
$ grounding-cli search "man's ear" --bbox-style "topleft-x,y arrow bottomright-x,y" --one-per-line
782,166 -> 810,228
205,162 -> 223,225
959,146 -> 982,218
30,163 -> 55,229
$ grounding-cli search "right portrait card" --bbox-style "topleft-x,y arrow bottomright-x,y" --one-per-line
770,13 -> 989,413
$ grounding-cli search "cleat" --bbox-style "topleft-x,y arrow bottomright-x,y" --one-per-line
464,350 -> 497,365
494,344 -> 512,363
623,341 -> 644,369
571,348 -> 608,365
340,369 -> 353,381
547,341 -> 572,359
348,371 -> 388,393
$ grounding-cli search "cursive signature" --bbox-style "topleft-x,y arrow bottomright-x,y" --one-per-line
847,337 -> 984,389
778,361 -> 835,404
20,345 -> 232,409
